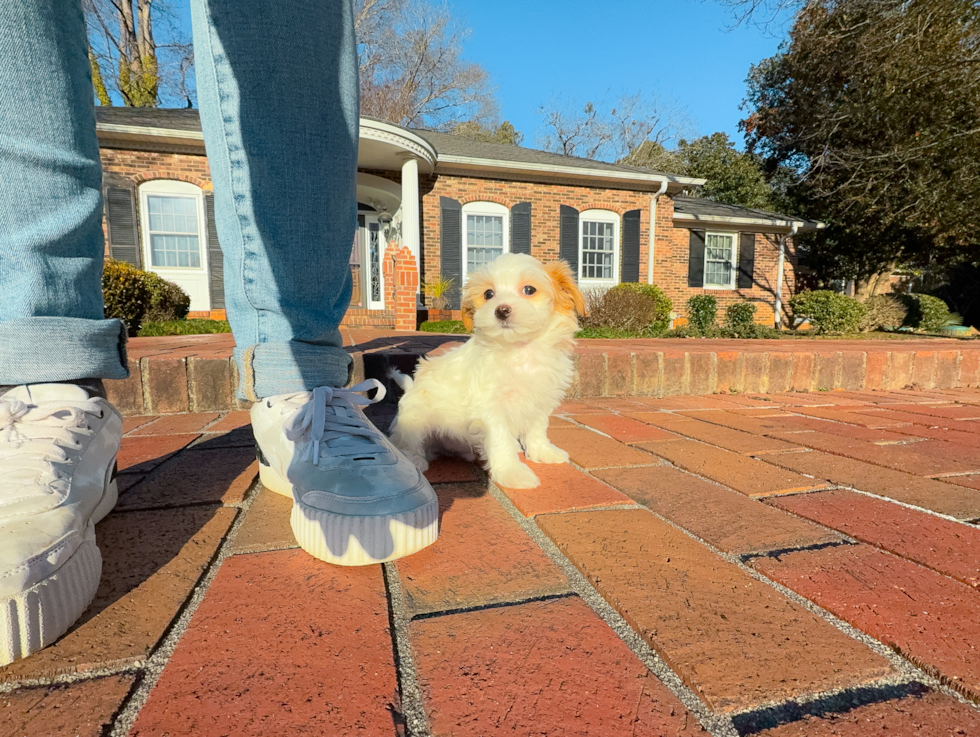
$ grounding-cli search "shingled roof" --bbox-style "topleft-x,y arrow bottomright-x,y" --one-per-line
94,107 -> 694,182
673,195 -> 823,230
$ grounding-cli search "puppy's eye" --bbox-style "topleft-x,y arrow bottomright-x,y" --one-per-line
522,285 -> 537,296
483,289 -> 494,300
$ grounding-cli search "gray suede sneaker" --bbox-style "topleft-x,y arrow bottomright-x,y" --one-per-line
250,380 -> 438,566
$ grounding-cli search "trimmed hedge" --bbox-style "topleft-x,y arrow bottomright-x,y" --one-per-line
102,259 -> 151,336
686,294 -> 718,335
608,282 -> 672,334
789,290 -> 866,334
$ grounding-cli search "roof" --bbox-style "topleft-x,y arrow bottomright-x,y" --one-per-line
94,108 -> 703,189
673,195 -> 823,231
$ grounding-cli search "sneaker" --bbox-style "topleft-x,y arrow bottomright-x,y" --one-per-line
0,384 -> 122,665
251,379 -> 438,566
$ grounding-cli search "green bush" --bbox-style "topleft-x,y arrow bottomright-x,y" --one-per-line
725,302 -> 757,332
419,320 -> 468,334
102,259 -> 151,336
686,294 -> 718,335
608,282 -> 672,334
789,290 -> 867,334
901,293 -> 952,333
143,271 -> 191,321
138,319 -> 231,337
575,326 -> 644,339
859,294 -> 907,332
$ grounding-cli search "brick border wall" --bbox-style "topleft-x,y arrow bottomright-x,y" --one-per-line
106,343 -> 980,415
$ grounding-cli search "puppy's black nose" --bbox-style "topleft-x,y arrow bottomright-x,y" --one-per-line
495,305 -> 511,321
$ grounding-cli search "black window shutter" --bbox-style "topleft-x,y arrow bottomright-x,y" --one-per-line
621,209 -> 641,283
510,202 -> 532,255
105,187 -> 141,267
559,205 -> 579,279
688,230 -> 706,287
440,196 -> 463,309
738,232 -> 756,289
204,193 -> 225,309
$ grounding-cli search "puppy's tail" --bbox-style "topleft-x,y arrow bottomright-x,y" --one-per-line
387,367 -> 414,393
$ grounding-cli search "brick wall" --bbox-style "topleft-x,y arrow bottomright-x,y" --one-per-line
420,173 -> 799,326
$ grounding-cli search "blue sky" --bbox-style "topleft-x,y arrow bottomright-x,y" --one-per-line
448,0 -> 789,149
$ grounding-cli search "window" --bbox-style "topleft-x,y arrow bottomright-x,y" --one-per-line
147,195 -> 201,268
462,201 -> 508,276
579,210 -> 619,288
704,232 -> 737,288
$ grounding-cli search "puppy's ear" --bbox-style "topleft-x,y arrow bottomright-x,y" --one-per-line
546,260 -> 587,317
461,298 -> 475,332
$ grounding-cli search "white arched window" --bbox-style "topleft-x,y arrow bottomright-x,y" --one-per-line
138,180 -> 210,311
462,201 -> 509,277
579,209 -> 620,290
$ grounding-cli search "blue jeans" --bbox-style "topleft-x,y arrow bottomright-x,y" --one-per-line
0,0 -> 357,399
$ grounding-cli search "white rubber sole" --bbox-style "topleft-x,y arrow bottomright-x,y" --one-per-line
259,463 -> 438,567
0,467 -> 117,667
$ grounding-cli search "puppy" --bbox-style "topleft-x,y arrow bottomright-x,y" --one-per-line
389,253 -> 585,489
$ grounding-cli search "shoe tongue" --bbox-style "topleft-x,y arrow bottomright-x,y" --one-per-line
1,383 -> 90,404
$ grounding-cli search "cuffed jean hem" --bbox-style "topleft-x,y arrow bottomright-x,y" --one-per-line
0,317 -> 128,385
235,341 -> 352,401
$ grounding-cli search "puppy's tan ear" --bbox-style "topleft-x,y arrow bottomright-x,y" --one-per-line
547,260 -> 586,317
461,298 -> 475,332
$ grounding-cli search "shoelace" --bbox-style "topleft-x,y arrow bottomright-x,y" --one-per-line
279,379 -> 387,465
0,399 -> 101,491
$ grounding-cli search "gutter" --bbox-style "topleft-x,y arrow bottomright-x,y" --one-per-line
647,179 -> 668,285
774,222 -> 799,329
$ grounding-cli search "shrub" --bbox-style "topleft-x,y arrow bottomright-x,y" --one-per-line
686,294 -> 718,335
609,282 -> 672,334
581,283 -> 672,336
789,290 -> 866,334
102,258 -> 151,336
859,294 -> 907,332
725,302 -> 757,330
142,271 -> 191,321
901,293 -> 952,333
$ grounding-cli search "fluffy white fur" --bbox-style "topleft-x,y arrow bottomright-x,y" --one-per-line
389,253 -> 585,489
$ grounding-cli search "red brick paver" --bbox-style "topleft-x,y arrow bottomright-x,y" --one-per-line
129,412 -> 220,435
537,510 -> 892,713
753,544 -> 980,701
411,597 -> 706,736
639,440 -> 826,497
0,675 -> 136,737
753,687 -> 980,736
394,484 -> 569,615
498,459 -> 633,516
116,433 -> 199,473
130,550 -> 397,737
547,427 -> 661,468
571,413 -> 679,443
771,489 -> 980,588
596,465 -> 842,555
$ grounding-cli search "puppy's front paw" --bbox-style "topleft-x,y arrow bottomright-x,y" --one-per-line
492,463 -> 540,489
526,443 -> 569,465
405,452 -> 429,472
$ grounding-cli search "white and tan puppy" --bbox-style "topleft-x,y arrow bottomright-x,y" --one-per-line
389,253 -> 585,489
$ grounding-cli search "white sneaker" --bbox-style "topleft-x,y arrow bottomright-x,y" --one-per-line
251,380 -> 438,566
0,384 -> 122,665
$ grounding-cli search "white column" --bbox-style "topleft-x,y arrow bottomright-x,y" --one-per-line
400,156 -> 422,307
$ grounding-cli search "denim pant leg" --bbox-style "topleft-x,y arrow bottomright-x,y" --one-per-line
0,0 -> 128,385
190,0 -> 359,401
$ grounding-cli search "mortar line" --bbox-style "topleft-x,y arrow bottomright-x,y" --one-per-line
408,591 -> 576,621
382,563 -> 432,737
107,476 -> 264,736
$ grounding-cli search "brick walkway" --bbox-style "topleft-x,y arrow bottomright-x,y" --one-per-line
4,389 -> 980,735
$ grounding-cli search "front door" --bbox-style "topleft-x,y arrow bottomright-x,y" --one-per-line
356,213 -> 384,310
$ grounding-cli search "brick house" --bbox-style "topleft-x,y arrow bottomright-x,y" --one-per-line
95,108 -> 819,330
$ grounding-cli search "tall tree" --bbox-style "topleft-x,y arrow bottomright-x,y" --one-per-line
451,120 -> 523,145
84,0 -> 193,107
742,0 -> 980,280
356,0 -> 496,130
537,93 -> 686,162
